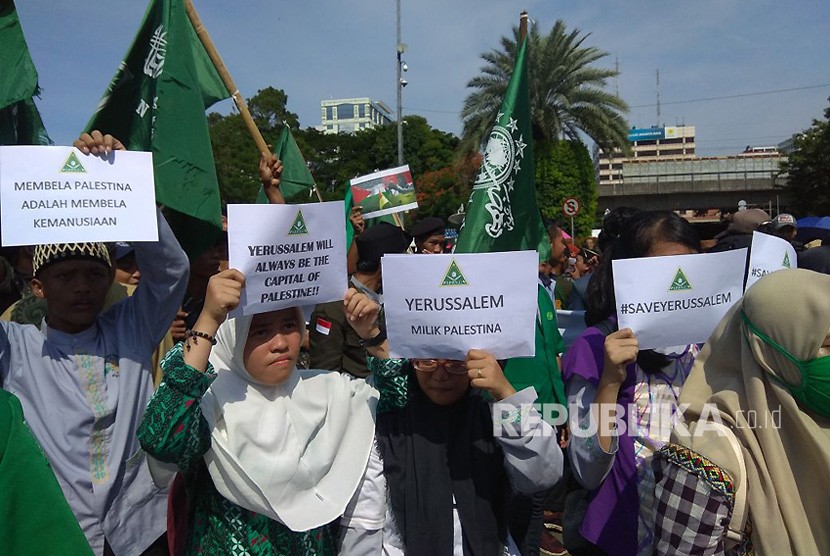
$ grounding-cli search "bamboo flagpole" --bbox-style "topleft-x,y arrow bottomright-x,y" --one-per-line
519,10 -> 528,42
183,0 -> 324,202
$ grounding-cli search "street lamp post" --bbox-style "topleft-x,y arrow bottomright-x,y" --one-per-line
396,0 -> 406,166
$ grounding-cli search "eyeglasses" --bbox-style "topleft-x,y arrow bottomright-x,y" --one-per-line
411,359 -> 468,375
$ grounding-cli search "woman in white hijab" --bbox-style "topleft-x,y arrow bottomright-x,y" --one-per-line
139,269 -> 390,555
652,269 -> 830,555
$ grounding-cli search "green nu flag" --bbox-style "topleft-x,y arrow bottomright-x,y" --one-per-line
455,30 -> 564,407
85,0 -> 229,259
455,35 -> 547,258
256,125 -> 317,205
0,0 -> 51,146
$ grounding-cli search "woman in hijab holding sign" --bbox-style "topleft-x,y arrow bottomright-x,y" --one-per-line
561,210 -> 702,556
339,333 -> 564,554
138,269 -> 403,555
652,269 -> 830,555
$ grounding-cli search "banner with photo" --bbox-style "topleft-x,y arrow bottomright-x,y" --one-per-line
349,165 -> 417,220
381,251 -> 537,360
613,249 -> 746,350
228,202 -> 347,316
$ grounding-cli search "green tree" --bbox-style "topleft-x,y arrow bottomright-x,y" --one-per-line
414,154 -> 480,222
210,90 -> 460,207
780,101 -> 830,215
535,140 -> 597,237
460,20 -> 629,154
208,87 -> 300,203
296,115 -> 459,198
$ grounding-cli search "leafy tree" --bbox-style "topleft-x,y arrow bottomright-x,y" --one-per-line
413,154 -> 481,222
294,127 -> 360,198
296,114 -> 459,197
780,101 -> 830,215
210,88 -> 460,207
535,140 -> 597,237
249,87 -> 299,131
208,87 -> 299,203
460,20 -> 629,154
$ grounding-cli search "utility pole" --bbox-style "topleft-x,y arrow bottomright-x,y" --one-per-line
656,68 -> 661,127
396,0 -> 404,166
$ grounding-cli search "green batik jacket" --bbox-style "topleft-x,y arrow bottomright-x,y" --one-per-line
137,343 -> 407,556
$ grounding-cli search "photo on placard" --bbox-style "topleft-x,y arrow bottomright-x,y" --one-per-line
349,165 -> 418,220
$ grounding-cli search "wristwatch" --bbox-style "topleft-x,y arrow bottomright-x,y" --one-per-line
360,327 -> 387,348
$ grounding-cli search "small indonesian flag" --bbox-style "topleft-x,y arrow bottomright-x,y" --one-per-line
316,317 -> 332,335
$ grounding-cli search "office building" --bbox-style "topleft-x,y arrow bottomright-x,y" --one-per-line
595,125 -> 696,186
319,98 -> 393,134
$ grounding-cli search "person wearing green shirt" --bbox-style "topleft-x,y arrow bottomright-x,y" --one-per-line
0,389 -> 94,555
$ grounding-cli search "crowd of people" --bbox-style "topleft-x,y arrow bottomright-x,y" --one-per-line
0,131 -> 828,556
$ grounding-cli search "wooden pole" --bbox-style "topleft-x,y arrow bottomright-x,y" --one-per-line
519,11 -> 528,42
184,0 -> 324,202
185,0 -> 268,154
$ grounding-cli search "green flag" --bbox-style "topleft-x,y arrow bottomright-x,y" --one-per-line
344,186 -> 356,248
256,125 -> 317,204
0,0 -> 51,146
455,35 -> 548,258
455,31 -> 563,407
85,0 -> 229,259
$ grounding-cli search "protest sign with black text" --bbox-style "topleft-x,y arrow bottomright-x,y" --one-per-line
228,202 -> 347,316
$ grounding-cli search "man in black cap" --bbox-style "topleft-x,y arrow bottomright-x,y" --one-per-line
308,222 -> 411,377
410,216 -> 446,254
770,213 -> 798,242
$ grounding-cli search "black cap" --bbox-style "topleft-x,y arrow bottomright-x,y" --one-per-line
410,217 -> 445,241
356,222 -> 411,267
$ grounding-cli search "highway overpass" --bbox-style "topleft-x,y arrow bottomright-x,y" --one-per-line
597,156 -> 789,213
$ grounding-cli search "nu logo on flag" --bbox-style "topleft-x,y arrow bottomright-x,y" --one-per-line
669,268 -> 692,291
61,152 -> 86,173
782,252 -> 791,268
288,210 -> 309,235
441,260 -> 468,287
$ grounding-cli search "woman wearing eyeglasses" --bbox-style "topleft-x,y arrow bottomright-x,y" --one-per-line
339,325 -> 564,555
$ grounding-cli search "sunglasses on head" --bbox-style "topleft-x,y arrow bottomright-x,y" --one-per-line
411,359 -> 468,375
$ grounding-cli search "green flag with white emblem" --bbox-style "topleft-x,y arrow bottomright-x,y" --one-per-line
455,33 -> 547,257
0,0 -> 52,146
456,24 -> 564,407
85,0 -> 230,259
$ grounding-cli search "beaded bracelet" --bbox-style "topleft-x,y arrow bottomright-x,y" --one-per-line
185,329 -> 217,345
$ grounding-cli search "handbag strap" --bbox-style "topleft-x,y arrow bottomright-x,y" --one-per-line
705,422 -> 748,547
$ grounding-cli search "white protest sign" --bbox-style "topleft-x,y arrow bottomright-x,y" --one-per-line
228,202 -> 347,316
0,146 -> 158,245
381,250 -> 537,360
614,249 -> 746,350
745,231 -> 797,291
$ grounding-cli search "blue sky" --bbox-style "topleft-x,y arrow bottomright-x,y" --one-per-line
17,0 -> 830,156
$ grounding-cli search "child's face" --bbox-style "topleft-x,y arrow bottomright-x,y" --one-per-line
115,253 -> 141,285
31,260 -> 113,333
243,309 -> 302,385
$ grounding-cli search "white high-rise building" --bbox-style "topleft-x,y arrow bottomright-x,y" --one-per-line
319,98 -> 393,134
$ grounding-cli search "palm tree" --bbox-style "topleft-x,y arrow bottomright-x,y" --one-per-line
461,20 -> 630,154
